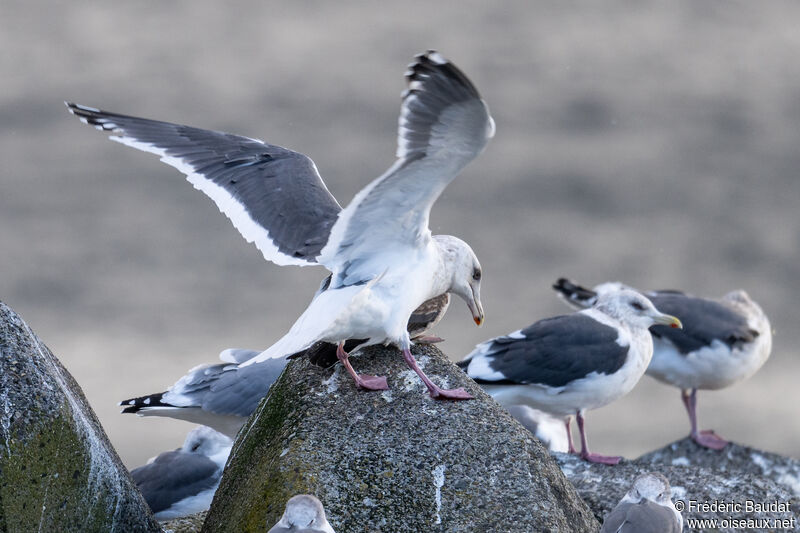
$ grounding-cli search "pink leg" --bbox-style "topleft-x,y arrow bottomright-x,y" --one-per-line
682,389 -> 728,450
336,342 -> 388,391
565,417 -> 577,455
401,348 -> 473,400
576,411 -> 621,465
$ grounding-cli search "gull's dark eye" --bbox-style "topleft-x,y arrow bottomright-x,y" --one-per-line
631,301 -> 645,311
472,268 -> 482,281
191,444 -> 200,452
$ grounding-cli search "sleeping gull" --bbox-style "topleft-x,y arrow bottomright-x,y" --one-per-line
119,297 -> 452,437
600,472 -> 683,532
458,290 -> 682,464
130,426 -> 232,520
553,278 -> 772,450
66,50 -> 493,400
268,494 -> 336,533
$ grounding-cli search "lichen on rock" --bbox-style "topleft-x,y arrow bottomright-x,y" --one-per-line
204,343 -> 599,532
0,301 -> 160,533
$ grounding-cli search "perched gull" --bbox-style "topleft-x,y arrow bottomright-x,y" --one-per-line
67,50 -> 493,400
130,426 -> 232,520
268,494 -> 336,533
458,290 -> 682,464
120,297 -> 452,437
120,349 -> 285,438
553,278 -> 772,450
300,291 -> 451,368
503,405 -> 570,452
600,472 -> 683,533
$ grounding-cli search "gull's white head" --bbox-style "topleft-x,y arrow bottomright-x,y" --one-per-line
269,494 -> 335,533
595,289 -> 682,330
620,472 -> 675,507
433,235 -> 484,326
181,426 -> 233,457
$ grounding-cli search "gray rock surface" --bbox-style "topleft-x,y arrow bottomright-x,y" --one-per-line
162,511 -> 207,533
0,301 -> 161,532
637,437 -> 800,498
204,344 -> 599,532
556,438 -> 799,532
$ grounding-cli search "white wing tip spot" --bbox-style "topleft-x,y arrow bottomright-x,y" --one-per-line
427,51 -> 448,65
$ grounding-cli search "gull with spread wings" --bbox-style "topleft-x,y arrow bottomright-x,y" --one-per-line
67,51 -> 494,399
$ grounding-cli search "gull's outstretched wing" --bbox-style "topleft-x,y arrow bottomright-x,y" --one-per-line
319,51 -> 495,286
66,102 -> 341,266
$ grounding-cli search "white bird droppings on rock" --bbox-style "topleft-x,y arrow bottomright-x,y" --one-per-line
433,464 -> 446,525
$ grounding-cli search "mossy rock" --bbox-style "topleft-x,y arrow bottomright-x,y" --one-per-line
205,343 -> 598,532
0,302 -> 160,533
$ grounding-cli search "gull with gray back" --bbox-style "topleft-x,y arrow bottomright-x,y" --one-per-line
459,290 -> 682,464
553,278 -> 772,450
67,50 -> 493,400
600,472 -> 682,532
119,294 -> 453,437
130,426 -> 232,520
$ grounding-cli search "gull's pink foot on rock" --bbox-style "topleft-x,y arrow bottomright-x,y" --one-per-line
581,452 -> 622,465
692,429 -> 728,450
402,348 -> 474,401
354,374 -> 389,391
429,387 -> 473,400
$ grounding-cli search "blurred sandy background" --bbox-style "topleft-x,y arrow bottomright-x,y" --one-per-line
2,1 -> 798,468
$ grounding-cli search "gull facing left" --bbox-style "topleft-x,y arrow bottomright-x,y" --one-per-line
67,50 -> 494,399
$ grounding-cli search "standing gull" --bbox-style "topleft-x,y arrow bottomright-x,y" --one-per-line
130,426 -> 232,520
600,472 -> 683,533
298,289 -> 451,368
459,290 -> 682,464
119,297 -> 452,437
67,50 -> 493,400
554,278 -> 772,450
268,494 -> 336,533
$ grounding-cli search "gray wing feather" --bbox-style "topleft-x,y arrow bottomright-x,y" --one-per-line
407,293 -> 450,337
648,292 -> 756,353
131,451 -> 220,514
202,358 -> 288,416
165,356 -> 289,417
320,51 -> 493,286
473,314 -> 628,388
66,102 -> 341,265
601,501 -> 681,533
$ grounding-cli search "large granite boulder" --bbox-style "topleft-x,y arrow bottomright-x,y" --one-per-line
555,438 -> 799,532
0,302 -> 160,533
204,344 -> 599,532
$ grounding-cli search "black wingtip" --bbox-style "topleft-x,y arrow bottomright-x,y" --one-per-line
118,392 -> 168,414
403,50 -> 481,101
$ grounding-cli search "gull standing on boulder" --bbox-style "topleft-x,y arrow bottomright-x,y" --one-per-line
119,297 -> 453,438
553,278 -> 772,450
459,290 -> 682,464
66,50 -> 493,400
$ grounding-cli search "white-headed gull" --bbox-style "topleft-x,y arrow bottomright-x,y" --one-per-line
67,51 -> 494,400
459,290 -> 682,464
